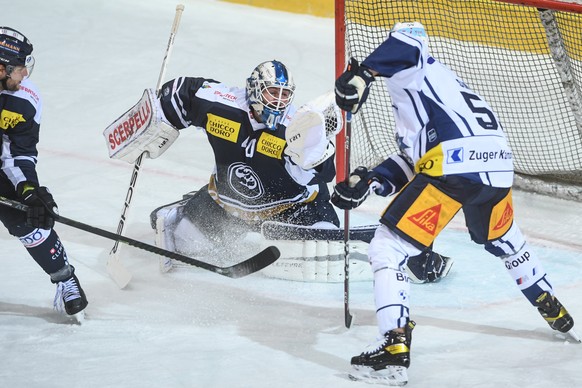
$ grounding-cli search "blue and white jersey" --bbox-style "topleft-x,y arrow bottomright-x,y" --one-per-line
362,31 -> 513,188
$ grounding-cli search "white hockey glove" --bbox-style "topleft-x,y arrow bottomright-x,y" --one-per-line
284,91 -> 343,170
103,89 -> 179,163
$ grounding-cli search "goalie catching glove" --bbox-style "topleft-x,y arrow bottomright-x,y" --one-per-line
331,166 -> 383,210
284,91 -> 342,170
335,57 -> 375,114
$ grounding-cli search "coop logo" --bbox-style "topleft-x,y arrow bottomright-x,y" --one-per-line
446,148 -> 463,164
505,251 -> 530,270
227,162 -> 264,199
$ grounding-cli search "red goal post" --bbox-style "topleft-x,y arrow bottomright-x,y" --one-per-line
335,0 -> 582,199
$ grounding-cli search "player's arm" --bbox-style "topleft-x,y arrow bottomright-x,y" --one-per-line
331,153 -> 413,210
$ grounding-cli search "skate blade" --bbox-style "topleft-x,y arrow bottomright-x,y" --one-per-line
64,310 -> 85,325
567,328 -> 581,343
349,365 -> 408,386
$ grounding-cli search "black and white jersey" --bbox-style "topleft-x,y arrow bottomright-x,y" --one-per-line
363,31 -> 513,188
0,79 -> 41,193
159,77 -> 335,222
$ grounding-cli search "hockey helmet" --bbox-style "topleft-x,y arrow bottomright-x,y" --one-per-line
392,22 -> 428,44
246,60 -> 296,130
0,27 -> 35,77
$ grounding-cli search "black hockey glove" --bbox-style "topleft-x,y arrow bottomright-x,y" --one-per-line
335,57 -> 375,114
331,166 -> 383,210
19,184 -> 59,229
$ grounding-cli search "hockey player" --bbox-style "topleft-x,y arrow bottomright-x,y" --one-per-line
107,59 -> 450,282
0,27 -> 88,316
333,22 -> 578,384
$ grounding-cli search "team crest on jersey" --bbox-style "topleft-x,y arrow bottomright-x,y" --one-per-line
228,162 -> 264,199
0,109 -> 25,130
488,189 -> 514,240
257,132 -> 285,159
206,113 -> 241,143
396,184 -> 461,246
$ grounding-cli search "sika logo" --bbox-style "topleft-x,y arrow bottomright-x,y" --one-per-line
493,202 -> 513,231
407,204 -> 441,235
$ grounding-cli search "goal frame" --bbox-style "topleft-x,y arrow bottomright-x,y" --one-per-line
334,0 -> 582,200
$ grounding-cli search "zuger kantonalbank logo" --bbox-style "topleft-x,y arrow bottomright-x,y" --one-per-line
228,162 -> 264,199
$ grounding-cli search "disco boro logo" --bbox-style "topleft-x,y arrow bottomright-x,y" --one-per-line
228,162 -> 264,199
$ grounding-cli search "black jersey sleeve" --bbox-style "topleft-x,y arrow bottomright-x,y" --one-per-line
158,77 -> 220,129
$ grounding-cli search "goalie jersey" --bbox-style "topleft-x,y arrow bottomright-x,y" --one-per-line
158,77 -> 335,222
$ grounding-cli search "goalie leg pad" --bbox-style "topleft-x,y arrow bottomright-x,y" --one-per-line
259,238 -> 372,282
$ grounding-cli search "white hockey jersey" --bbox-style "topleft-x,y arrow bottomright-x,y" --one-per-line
362,31 -> 513,188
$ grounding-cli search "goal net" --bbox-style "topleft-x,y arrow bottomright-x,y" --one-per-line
335,0 -> 582,199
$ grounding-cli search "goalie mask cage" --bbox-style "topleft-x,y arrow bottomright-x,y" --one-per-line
335,0 -> 582,200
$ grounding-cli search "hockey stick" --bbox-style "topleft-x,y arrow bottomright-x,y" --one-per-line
0,196 -> 280,279
107,4 -> 185,288
261,221 -> 377,243
343,111 -> 354,328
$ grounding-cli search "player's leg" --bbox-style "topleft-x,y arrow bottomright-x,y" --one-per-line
350,174 -> 462,384
0,195 -> 87,316
463,186 -> 575,336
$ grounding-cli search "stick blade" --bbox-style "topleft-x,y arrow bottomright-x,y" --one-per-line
218,246 -> 281,278
106,252 -> 132,289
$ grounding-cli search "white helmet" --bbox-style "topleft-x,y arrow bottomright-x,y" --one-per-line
392,22 -> 428,44
246,60 -> 296,130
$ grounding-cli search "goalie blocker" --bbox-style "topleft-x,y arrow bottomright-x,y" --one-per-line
103,89 -> 180,163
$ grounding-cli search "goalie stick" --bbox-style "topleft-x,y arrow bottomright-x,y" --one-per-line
107,4 -> 184,288
261,221 -> 376,243
0,196 -> 280,279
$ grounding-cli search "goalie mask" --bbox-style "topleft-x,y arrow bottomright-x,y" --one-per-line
0,27 -> 35,79
392,21 -> 428,45
246,60 -> 296,130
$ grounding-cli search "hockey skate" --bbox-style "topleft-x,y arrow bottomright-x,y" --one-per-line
535,292 -> 580,342
53,266 -> 88,317
349,321 -> 416,386
406,250 -> 454,284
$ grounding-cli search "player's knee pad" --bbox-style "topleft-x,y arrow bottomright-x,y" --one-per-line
368,225 -> 423,274
484,222 -> 525,257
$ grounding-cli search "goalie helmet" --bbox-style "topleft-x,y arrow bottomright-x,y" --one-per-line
0,27 -> 34,77
392,22 -> 428,45
246,60 -> 296,130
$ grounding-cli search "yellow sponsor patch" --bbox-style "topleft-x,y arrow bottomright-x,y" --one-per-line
415,145 -> 444,176
257,132 -> 285,159
396,184 -> 461,246
0,110 -> 26,130
488,189 -> 514,240
206,113 -> 240,143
